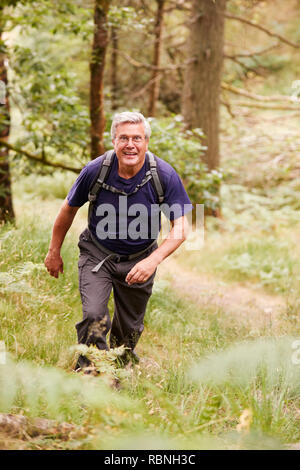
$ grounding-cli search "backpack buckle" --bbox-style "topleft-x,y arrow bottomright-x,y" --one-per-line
88,193 -> 97,202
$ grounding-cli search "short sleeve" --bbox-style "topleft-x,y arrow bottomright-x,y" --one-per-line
160,168 -> 193,221
67,165 -> 96,207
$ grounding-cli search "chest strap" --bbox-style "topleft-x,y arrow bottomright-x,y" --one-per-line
99,170 -> 153,197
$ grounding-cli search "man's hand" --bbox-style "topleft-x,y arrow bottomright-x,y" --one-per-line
125,216 -> 189,285
44,199 -> 79,279
125,256 -> 159,285
44,250 -> 64,278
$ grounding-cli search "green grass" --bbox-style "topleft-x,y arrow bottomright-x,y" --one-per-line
176,228 -> 300,297
0,217 -> 80,366
1,210 -> 300,449
13,171 -> 77,201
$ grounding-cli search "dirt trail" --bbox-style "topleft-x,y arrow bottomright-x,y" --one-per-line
157,256 -> 286,330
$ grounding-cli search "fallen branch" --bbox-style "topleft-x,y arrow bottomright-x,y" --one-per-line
225,13 -> 300,49
0,140 -> 82,173
221,82 -> 300,104
0,413 -> 84,440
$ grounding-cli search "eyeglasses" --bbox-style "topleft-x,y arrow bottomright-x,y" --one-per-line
117,136 -> 144,144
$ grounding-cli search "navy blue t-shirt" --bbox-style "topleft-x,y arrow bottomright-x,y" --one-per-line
67,152 -> 192,254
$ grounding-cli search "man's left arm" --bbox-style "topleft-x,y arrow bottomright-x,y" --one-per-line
125,215 -> 189,285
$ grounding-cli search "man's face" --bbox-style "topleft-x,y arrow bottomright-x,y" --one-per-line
113,122 -> 149,171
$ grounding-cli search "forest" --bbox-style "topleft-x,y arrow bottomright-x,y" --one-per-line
0,0 -> 300,451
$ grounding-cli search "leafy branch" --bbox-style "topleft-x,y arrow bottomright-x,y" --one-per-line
0,139 -> 81,173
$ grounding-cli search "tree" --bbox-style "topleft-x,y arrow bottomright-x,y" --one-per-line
110,25 -> 118,111
90,0 -> 110,159
148,0 -> 165,117
0,4 -> 15,223
182,0 -> 227,170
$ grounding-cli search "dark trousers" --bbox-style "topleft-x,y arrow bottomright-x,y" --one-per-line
76,229 -> 157,352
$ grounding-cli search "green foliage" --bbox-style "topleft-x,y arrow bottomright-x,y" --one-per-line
219,247 -> 293,292
215,232 -> 300,293
72,344 -> 131,383
149,117 -> 224,209
3,0 -> 93,38
0,215 -> 79,365
108,5 -> 154,31
11,41 -> 90,169
0,0 -> 94,177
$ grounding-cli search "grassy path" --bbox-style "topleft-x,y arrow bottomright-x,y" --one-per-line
156,256 -> 285,333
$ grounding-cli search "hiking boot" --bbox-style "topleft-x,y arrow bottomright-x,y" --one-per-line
130,350 -> 140,364
74,354 -> 91,371
116,349 -> 140,368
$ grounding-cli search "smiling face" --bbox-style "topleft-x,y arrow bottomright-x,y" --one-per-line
112,122 -> 149,177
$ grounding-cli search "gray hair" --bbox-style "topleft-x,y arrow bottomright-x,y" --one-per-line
111,111 -> 151,140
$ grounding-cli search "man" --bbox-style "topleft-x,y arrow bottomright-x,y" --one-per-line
44,112 -> 192,369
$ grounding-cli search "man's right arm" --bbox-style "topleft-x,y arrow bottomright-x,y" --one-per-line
44,199 -> 80,278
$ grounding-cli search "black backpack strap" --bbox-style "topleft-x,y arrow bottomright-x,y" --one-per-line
88,150 -> 115,203
88,150 -> 114,227
101,170 -> 153,197
147,151 -> 165,204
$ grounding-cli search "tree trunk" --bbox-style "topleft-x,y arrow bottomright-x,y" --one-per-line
0,18 -> 15,224
90,0 -> 110,159
110,26 -> 118,111
148,0 -> 165,117
182,0 -> 226,170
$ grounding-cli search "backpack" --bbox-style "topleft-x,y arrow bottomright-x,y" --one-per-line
87,150 -> 165,225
